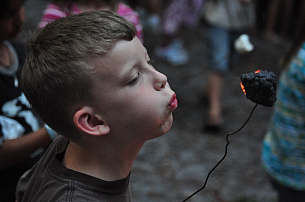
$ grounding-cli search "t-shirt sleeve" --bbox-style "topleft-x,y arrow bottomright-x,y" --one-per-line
15,166 -> 36,202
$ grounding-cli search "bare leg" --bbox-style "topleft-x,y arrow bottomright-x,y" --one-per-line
206,72 -> 224,126
279,0 -> 294,39
295,0 -> 305,37
264,0 -> 280,40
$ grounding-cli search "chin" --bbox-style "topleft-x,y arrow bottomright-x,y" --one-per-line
146,113 -> 174,140
160,113 -> 174,135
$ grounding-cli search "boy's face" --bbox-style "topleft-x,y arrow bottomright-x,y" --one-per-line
91,37 -> 178,144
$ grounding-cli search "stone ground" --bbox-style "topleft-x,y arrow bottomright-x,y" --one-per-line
21,1 -> 291,201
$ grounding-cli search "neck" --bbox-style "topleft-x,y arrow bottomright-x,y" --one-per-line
62,138 -> 144,181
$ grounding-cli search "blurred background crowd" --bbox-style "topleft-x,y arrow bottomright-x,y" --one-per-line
1,0 -> 305,201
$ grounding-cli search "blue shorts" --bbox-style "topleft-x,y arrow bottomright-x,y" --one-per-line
206,24 -> 243,74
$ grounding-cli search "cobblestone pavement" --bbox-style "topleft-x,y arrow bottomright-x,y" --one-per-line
22,1 -> 290,201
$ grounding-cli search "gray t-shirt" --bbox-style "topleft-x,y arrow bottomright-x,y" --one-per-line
16,136 -> 132,202
202,0 -> 256,30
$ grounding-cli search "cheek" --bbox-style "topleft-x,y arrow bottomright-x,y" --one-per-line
118,95 -> 163,126
131,99 -> 166,129
106,87 -> 165,126
130,90 -> 163,117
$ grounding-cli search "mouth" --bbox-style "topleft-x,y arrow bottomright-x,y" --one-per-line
168,93 -> 178,109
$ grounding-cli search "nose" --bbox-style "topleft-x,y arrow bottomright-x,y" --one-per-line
153,70 -> 167,91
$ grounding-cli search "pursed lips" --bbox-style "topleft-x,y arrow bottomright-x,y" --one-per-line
168,93 -> 178,109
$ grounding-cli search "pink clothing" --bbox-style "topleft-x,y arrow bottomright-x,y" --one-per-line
38,2 -> 143,43
162,0 -> 204,36
117,3 -> 143,43
38,3 -> 81,29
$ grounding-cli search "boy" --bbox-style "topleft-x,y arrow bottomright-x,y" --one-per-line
16,10 -> 178,201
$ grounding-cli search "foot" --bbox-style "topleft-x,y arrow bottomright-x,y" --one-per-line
263,32 -> 283,44
204,113 -> 223,133
155,39 -> 189,66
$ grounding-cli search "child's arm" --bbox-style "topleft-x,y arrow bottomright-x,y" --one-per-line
0,127 -> 53,170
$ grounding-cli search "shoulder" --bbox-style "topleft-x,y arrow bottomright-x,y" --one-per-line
16,136 -> 69,201
17,145 -> 132,201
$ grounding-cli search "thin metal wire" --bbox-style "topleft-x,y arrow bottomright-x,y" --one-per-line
182,103 -> 259,202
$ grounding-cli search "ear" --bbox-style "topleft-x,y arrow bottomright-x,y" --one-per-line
73,107 -> 110,136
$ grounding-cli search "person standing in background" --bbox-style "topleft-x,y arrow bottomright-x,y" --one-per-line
0,1 -> 57,201
201,0 -> 256,133
38,0 -> 144,43
261,20 -> 305,202
155,0 -> 204,66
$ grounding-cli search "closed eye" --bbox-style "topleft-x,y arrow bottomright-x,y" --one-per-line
147,59 -> 154,66
127,72 -> 140,85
